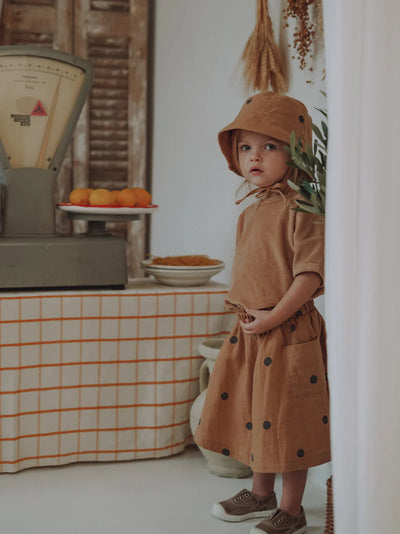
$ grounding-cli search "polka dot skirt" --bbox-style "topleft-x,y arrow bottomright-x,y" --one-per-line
194,303 -> 331,473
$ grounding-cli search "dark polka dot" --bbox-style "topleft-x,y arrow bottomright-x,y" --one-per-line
221,392 -> 229,400
263,421 -> 271,430
264,357 -> 272,366
222,448 -> 230,456
297,449 -> 305,458
246,98 -> 253,104
251,453 -> 254,462
299,115 -> 305,123
290,324 -> 296,332
323,415 -> 329,424
230,336 -> 238,344
246,422 -> 253,430
310,375 -> 318,384
296,310 -> 303,317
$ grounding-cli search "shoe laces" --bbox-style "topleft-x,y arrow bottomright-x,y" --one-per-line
233,490 -> 251,503
272,512 -> 288,527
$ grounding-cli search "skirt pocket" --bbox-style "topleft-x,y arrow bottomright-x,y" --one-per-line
283,338 -> 326,398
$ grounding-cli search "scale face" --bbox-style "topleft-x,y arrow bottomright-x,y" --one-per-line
0,54 -> 86,170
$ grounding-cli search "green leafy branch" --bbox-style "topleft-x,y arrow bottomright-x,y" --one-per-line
286,108 -> 327,217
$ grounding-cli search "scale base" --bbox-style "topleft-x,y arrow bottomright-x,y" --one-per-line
0,235 -> 127,289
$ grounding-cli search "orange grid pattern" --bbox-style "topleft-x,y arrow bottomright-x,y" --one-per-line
0,282 -> 234,473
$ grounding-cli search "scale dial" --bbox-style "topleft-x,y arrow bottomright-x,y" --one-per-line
0,55 -> 85,169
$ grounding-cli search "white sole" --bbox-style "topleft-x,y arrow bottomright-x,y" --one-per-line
250,524 -> 307,534
211,503 -> 277,523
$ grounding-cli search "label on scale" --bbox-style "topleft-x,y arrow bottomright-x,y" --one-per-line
0,56 -> 85,169
9,101 -> 48,127
31,100 -> 48,116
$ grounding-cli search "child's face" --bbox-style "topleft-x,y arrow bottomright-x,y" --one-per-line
237,130 -> 288,187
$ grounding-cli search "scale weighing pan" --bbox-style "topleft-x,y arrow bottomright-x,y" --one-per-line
0,45 -> 152,289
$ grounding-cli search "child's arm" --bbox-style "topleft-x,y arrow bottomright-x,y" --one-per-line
240,272 -> 322,335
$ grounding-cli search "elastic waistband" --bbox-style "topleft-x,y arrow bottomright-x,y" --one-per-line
225,300 -> 315,324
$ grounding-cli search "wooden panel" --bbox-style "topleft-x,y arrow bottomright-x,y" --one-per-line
88,35 -> 129,188
86,11 -> 130,35
12,0 -> 54,5
9,30 -> 53,45
2,4 -> 56,34
126,0 -> 148,278
91,0 -> 129,12
74,0 -> 149,278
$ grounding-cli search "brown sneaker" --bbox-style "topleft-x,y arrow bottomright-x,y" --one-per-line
250,507 -> 307,534
211,489 -> 277,522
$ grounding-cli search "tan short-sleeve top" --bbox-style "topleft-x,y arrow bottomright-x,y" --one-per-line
227,189 -> 324,310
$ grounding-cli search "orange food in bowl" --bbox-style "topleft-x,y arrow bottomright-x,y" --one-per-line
151,255 -> 221,266
69,188 -> 93,206
88,188 -> 115,206
118,188 -> 152,207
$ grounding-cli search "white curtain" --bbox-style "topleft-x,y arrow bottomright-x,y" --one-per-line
324,1 -> 400,532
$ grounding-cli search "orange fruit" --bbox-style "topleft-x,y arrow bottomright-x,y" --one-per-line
69,188 -> 93,206
118,188 -> 151,207
88,188 -> 115,206
133,188 -> 152,206
118,188 -> 138,207
110,190 -> 120,206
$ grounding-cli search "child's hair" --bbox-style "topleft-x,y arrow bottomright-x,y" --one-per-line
218,92 -> 312,179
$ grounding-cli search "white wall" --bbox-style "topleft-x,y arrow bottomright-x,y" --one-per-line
150,0 -> 326,292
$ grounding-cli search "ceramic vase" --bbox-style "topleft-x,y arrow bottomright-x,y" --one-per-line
190,337 -> 252,478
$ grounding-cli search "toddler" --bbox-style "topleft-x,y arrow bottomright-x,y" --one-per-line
195,92 -> 330,534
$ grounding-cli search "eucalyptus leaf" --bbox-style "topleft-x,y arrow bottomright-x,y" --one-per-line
286,161 -> 299,169
294,202 -> 320,215
288,106 -> 328,217
302,181 -> 316,195
311,124 -> 324,143
305,143 -> 313,162
321,121 -> 328,140
287,179 -> 300,191
315,107 -> 328,118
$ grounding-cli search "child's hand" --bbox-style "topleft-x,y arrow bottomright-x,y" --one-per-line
239,308 -> 276,335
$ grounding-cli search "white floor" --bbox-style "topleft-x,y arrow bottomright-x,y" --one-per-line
0,446 -> 328,534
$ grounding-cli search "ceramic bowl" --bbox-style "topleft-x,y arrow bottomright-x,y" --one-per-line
141,260 -> 225,286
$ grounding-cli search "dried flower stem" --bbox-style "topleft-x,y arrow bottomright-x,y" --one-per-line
241,0 -> 288,93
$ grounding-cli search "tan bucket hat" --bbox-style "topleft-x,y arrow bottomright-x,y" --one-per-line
218,91 -> 312,176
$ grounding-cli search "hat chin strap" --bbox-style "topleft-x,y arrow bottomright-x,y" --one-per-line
235,180 -> 291,205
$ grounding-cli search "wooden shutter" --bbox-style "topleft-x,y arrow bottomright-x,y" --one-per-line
0,0 -> 150,278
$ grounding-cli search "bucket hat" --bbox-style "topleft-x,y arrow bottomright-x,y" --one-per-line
218,91 -> 312,176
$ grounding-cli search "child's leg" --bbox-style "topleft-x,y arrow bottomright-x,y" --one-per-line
252,472 -> 276,496
280,468 -> 308,516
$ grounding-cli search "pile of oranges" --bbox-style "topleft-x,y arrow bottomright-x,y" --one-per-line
69,187 -> 152,207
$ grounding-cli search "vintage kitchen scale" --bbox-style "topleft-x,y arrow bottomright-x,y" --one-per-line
0,46 -> 156,289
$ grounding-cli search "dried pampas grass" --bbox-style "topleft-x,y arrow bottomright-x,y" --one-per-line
241,0 -> 288,93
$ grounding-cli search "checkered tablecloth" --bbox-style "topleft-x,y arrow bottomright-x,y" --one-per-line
0,279 -> 234,473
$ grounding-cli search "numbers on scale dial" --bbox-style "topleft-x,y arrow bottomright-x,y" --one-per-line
0,59 -> 83,82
